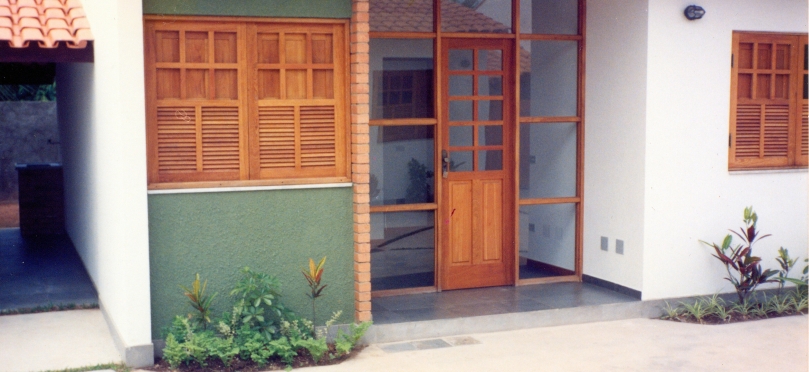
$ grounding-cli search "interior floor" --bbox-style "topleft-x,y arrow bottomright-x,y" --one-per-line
0,228 -> 97,311
372,281 -> 638,325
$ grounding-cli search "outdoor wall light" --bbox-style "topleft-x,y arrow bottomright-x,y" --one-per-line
684,5 -> 706,20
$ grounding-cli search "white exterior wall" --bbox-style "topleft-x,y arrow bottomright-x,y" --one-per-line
583,0 -> 649,292
642,0 -> 808,300
56,0 -> 152,366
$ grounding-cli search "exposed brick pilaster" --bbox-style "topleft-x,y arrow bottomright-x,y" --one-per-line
351,0 -> 372,323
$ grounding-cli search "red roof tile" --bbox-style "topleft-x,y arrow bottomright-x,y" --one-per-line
0,0 -> 92,49
370,0 -> 510,33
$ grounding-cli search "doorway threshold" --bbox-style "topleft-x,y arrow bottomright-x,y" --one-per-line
365,282 -> 650,344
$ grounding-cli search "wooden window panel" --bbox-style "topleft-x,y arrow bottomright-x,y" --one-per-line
729,32 -> 808,169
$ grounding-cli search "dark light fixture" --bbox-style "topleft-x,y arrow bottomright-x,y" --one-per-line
684,5 -> 706,20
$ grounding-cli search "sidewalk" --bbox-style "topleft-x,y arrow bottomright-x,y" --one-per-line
0,309 -> 121,372
303,315 -> 808,372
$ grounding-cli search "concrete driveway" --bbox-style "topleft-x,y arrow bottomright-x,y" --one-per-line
304,315 -> 808,372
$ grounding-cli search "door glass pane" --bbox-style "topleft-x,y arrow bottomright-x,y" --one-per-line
442,0 -> 512,33
520,40 -> 578,117
370,0 -> 434,32
449,75 -> 473,96
479,125 -> 502,145
370,38 -> 434,119
449,49 -> 474,70
478,49 -> 502,70
371,211 -> 435,291
478,100 -> 503,121
519,203 -> 576,279
369,126 -> 435,205
478,150 -> 503,170
449,100 -> 473,121
519,122 -> 577,199
520,0 -> 579,35
479,75 -> 502,96
449,126 -> 473,147
449,151 -> 473,171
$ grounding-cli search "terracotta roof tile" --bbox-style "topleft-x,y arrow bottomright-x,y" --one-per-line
370,0 -> 510,33
0,0 -> 92,49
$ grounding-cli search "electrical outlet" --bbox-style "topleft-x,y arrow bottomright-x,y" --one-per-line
600,236 -> 608,251
616,239 -> 624,255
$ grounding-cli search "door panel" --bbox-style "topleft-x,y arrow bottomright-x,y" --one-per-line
440,38 -> 514,290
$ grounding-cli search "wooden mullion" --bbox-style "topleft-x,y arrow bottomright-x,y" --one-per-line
370,203 -> 438,213
576,0 -> 586,280
519,196 -> 581,205
518,34 -> 583,41
369,32 -> 436,39
306,32 -> 314,100
519,116 -> 581,123
279,31 -> 287,100
369,118 -> 437,126
440,32 -> 517,39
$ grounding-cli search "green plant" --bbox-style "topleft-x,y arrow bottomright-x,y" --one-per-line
334,321 -> 372,356
230,267 -> 291,340
765,294 -> 792,315
180,273 -> 217,329
701,207 -> 779,303
405,158 -> 434,203
662,301 -> 681,320
775,247 -> 799,294
730,298 -> 756,319
680,298 -> 713,324
704,294 -> 731,323
302,257 -> 328,327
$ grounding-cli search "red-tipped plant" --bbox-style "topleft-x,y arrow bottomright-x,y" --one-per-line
701,207 -> 778,303
302,257 -> 327,326
180,273 -> 217,329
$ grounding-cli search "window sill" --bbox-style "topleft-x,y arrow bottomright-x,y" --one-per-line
729,167 -> 808,175
147,177 -> 352,195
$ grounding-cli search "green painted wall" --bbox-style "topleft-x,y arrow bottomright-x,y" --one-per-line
148,187 -> 354,338
143,0 -> 351,19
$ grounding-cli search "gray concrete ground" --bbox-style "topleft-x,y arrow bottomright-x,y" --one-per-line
0,309 -> 121,372
302,316 -> 809,372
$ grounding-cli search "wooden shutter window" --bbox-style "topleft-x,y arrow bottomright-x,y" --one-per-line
729,32 -> 808,169
145,18 -> 348,188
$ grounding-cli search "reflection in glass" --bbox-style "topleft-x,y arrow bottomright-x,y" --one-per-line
449,126 -> 473,147
520,40 -> 578,117
478,100 -> 503,121
442,0 -> 512,33
519,122 -> 576,198
479,125 -> 502,145
479,75 -> 502,96
449,49 -> 473,70
520,0 -> 579,35
479,150 -> 503,170
449,100 -> 473,121
478,50 -> 502,70
449,75 -> 473,96
371,211 -> 435,291
370,0 -> 434,32
519,203 -> 576,279
369,126 -> 435,205
449,151 -> 473,171
370,38 -> 434,119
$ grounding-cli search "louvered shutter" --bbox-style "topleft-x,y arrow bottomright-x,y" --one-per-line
249,24 -> 346,179
730,33 -> 807,169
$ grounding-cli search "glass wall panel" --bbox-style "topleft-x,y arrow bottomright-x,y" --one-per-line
519,0 -> 578,35
370,39 -> 435,119
519,203 -> 576,279
370,126 -> 435,205
371,211 -> 435,290
519,122 -> 576,198
519,40 -> 578,117
370,0 -> 434,32
442,0 -> 512,33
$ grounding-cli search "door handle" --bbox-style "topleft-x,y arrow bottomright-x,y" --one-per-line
442,149 -> 449,178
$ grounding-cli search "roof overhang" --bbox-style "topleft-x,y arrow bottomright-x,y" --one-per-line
0,0 -> 93,63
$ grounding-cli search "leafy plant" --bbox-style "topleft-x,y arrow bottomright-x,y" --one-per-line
730,298 -> 756,319
775,247 -> 799,294
704,294 -> 731,323
765,294 -> 793,315
230,267 -> 291,340
405,158 -> 434,203
180,273 -> 217,329
302,257 -> 328,326
701,207 -> 779,302
334,321 -> 372,356
662,301 -> 681,320
680,298 -> 713,324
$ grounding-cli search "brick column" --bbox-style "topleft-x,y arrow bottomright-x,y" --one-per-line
350,0 -> 372,323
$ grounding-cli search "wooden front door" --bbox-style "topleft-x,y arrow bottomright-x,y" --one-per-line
440,38 -> 514,290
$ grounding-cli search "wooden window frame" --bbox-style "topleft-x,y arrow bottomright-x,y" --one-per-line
144,16 -> 350,190
729,31 -> 808,170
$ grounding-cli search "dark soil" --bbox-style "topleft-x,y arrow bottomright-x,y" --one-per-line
144,344 -> 366,372
663,308 -> 807,325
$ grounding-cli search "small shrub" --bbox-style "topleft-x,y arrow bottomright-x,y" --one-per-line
180,273 -> 217,329
730,298 -> 755,319
765,295 -> 792,316
680,298 -> 713,324
662,301 -> 680,320
334,321 -> 372,356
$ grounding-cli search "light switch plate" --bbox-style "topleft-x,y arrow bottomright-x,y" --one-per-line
616,239 -> 624,255
600,236 -> 608,251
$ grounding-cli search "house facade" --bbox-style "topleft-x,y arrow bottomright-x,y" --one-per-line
19,0 -> 806,367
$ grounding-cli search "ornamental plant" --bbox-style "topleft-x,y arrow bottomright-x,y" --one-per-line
180,273 -> 217,329
701,207 -> 779,303
302,256 -> 328,326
